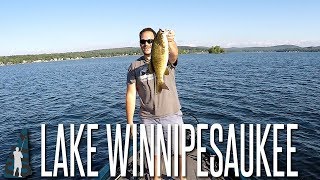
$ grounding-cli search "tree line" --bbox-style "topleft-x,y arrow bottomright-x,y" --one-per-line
208,46 -> 225,54
0,46 -> 208,65
1,45 -> 319,65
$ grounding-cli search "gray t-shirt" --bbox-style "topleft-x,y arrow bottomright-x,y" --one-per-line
127,56 -> 181,118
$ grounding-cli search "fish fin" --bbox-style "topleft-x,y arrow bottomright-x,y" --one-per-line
164,67 -> 169,75
157,81 -> 169,94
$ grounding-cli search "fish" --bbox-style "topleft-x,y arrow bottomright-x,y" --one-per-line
149,29 -> 170,93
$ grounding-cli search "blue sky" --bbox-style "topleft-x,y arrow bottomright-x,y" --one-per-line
1,0 -> 319,56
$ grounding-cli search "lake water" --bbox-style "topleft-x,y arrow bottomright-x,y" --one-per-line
0,53 -> 319,179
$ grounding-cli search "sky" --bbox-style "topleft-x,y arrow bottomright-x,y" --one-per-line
0,0 -> 319,56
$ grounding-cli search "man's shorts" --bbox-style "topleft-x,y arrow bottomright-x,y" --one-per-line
141,110 -> 184,155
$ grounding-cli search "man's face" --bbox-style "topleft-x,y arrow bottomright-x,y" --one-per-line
140,31 -> 154,55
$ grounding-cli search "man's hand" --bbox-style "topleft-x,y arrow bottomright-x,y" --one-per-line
166,30 -> 178,63
167,30 -> 175,42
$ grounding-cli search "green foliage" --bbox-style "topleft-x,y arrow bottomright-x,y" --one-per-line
0,46 -> 208,65
208,46 -> 225,54
178,46 -> 208,54
2,45 -> 319,65
225,45 -> 320,52
0,47 -> 142,65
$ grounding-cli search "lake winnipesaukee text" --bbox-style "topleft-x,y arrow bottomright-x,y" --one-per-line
40,123 -> 298,178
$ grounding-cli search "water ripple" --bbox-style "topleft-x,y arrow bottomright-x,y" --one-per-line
0,53 -> 319,178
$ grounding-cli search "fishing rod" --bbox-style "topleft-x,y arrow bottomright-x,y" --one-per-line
20,134 -> 26,151
181,107 -> 200,125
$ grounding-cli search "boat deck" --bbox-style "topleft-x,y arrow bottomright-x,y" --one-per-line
112,149 -> 225,180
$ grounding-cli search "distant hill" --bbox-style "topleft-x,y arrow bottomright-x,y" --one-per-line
0,46 -> 208,65
225,45 -> 320,52
178,46 -> 208,54
0,45 -> 319,65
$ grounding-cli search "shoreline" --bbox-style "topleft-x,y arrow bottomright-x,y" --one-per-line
1,51 -> 319,67
0,54 -> 141,67
2,45 -> 320,66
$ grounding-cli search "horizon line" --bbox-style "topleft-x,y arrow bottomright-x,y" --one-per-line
1,44 -> 320,57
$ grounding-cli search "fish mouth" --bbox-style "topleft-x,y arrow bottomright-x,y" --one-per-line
159,29 -> 168,34
159,28 -> 169,35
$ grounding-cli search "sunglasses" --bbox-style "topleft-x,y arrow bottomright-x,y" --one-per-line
140,39 -> 154,44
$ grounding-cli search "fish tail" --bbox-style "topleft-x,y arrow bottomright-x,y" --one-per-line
156,81 -> 169,93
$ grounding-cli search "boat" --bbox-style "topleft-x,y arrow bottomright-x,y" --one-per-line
98,113 -> 244,180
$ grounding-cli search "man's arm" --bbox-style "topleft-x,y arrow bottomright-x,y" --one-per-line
167,30 -> 178,64
126,83 -> 136,125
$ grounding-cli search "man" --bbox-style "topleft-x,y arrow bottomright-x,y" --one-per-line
13,147 -> 23,177
126,27 -> 185,179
